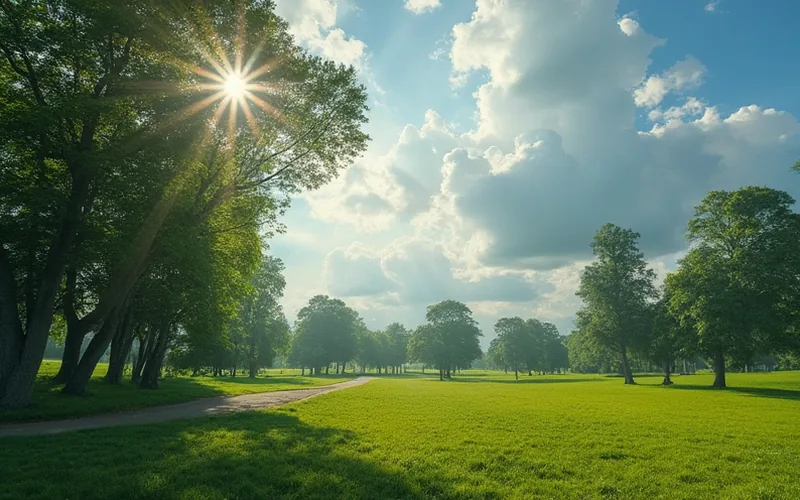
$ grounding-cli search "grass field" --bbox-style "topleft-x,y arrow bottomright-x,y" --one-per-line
0,360 -> 349,423
1,371 -> 798,499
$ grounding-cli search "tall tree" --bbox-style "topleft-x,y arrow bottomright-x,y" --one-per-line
238,255 -> 290,378
576,223 -> 657,384
0,0 -> 370,407
666,187 -> 800,388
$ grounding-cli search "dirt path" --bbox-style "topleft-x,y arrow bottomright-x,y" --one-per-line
0,377 -> 372,438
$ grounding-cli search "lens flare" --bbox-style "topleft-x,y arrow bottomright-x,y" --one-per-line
224,73 -> 246,99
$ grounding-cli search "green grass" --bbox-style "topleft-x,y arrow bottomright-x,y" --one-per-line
1,371 -> 799,499
0,360 -> 349,423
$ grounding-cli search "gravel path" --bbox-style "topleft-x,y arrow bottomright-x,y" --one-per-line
0,377 -> 372,438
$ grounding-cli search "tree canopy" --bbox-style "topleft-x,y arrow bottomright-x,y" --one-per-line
575,223 -> 657,384
0,0 -> 370,407
666,187 -> 800,388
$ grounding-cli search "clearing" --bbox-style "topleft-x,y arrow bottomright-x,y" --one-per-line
1,371 -> 799,499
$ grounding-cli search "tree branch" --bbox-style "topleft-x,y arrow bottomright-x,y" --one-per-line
0,1 -> 46,105
241,110 -> 339,190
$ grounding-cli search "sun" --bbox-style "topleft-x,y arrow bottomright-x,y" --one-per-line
224,73 -> 246,99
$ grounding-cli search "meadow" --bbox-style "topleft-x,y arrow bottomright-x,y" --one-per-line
0,360 -> 348,423
1,370 -> 798,499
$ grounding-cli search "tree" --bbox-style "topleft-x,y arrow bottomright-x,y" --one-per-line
408,300 -> 482,380
238,256 -> 290,378
493,317 -> 530,380
648,293 -> 697,385
566,329 -> 613,374
407,324 -> 445,379
576,223 -> 657,384
385,323 -> 410,374
666,187 -> 800,388
0,0 -> 370,407
291,295 -> 360,374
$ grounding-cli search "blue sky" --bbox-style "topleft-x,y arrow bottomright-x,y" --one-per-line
271,0 -> 800,346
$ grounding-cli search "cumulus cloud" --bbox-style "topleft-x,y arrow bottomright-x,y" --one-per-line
287,0 -> 800,334
404,0 -> 441,14
634,57 -> 707,107
274,0 -> 366,69
323,239 -> 547,305
304,110 -> 460,230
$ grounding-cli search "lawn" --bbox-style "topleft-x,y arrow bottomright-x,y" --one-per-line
0,360 -> 349,423
1,371 -> 798,499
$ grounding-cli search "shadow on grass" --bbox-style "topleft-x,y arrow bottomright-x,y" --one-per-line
0,412 -> 451,500
649,384 -> 800,402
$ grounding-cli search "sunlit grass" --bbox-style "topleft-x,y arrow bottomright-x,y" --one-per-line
1,371 -> 798,499
0,360 -> 348,423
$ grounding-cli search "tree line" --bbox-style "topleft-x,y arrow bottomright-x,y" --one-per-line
485,317 -> 569,379
284,297 -> 483,380
273,295 -> 571,382
0,1 -> 369,408
571,185 -> 800,388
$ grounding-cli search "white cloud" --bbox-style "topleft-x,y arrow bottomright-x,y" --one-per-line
705,1 -> 722,13
634,57 -> 707,108
404,0 -> 442,15
277,0 -> 800,339
274,0 -> 366,69
323,238 -> 547,305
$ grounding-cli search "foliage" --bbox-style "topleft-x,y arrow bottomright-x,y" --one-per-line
290,295 -> 361,372
576,223 -> 657,384
407,300 -> 482,379
489,317 -> 568,379
666,187 -> 800,388
0,0 -> 370,406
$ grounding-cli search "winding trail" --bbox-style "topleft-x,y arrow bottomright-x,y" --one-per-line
0,377 -> 372,438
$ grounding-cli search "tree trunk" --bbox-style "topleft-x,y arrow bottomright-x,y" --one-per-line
528,370 -> 532,376
620,348 -> 635,385
661,361 -> 674,386
0,168 -> 93,408
104,308 -> 136,385
52,325 -> 87,384
62,306 -> 124,395
139,324 -> 170,390
712,350 -> 726,388
301,367 -> 305,376
515,369 -> 519,380
439,367 -> 443,381
131,328 -> 155,383
249,361 -> 257,379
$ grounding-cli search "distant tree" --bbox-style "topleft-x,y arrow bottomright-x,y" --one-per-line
291,295 -> 360,375
385,323 -> 410,374
408,324 -> 445,378
485,337 -> 508,372
666,187 -> 800,388
493,317 -> 530,380
238,256 -> 291,378
576,224 -> 657,384
408,300 -> 482,380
